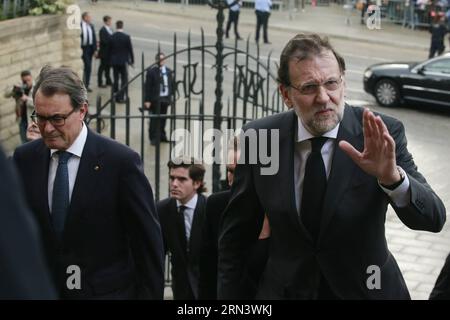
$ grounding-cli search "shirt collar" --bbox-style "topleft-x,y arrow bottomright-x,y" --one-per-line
296,115 -> 340,143
50,122 -> 88,158
177,193 -> 198,211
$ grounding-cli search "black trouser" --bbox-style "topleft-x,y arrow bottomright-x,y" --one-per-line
149,100 -> 170,141
429,41 -> 445,59
255,10 -> 270,43
98,58 -> 112,86
113,64 -> 128,101
226,10 -> 240,38
81,46 -> 95,88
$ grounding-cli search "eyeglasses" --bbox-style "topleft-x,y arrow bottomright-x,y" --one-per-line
289,75 -> 343,95
31,109 -> 77,127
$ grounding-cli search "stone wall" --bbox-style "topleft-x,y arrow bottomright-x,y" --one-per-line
0,14 -> 82,154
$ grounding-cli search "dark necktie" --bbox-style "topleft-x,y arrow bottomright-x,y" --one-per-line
300,137 -> 328,243
178,205 -> 188,243
52,151 -> 72,239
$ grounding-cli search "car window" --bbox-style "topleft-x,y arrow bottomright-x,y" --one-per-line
424,59 -> 450,74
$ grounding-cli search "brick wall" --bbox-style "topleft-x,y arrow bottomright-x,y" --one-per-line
0,14 -> 83,154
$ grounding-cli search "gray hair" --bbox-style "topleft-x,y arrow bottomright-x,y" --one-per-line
32,65 -> 88,110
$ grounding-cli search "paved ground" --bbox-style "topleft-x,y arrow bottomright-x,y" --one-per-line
80,0 -> 449,300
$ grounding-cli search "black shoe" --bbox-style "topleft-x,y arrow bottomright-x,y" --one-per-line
87,87 -> 93,92
237,36 -> 243,40
161,137 -> 171,143
150,140 -> 158,146
264,41 -> 272,45
98,84 -> 107,88
115,99 -> 126,103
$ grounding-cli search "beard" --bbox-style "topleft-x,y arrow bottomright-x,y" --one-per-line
296,101 -> 345,136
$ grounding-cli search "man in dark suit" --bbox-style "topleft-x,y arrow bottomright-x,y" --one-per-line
13,66 -> 164,299
97,15 -> 113,88
157,157 -> 207,300
110,20 -> 134,103
199,144 -> 269,300
218,33 -> 446,300
80,12 -> 96,92
144,52 -> 174,145
430,253 -> 450,300
0,147 -> 56,299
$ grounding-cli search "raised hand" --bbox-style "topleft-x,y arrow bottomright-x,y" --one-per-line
339,108 -> 401,186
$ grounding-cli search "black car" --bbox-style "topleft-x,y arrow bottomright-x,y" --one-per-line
363,53 -> 450,108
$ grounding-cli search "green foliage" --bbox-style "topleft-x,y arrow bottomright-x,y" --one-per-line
28,0 -> 74,16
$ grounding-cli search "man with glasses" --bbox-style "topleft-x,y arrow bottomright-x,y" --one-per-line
218,33 -> 446,299
13,66 -> 164,299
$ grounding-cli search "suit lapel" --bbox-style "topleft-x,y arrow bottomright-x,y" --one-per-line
171,199 -> 188,255
282,111 -> 308,236
188,194 -> 205,255
318,105 -> 364,244
34,142 -> 52,229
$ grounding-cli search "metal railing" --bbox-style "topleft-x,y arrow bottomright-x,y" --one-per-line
0,0 -> 30,20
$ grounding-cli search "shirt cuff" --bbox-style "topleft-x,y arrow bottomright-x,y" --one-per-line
379,166 -> 410,208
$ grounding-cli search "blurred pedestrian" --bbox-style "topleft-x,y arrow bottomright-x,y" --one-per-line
255,0 -> 272,44
110,20 -> 134,103
97,15 -> 113,88
144,52 -> 174,145
80,12 -> 96,92
3,70 -> 34,144
225,0 -> 243,40
428,15 -> 448,58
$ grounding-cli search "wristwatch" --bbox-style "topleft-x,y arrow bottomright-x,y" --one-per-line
381,166 -> 405,190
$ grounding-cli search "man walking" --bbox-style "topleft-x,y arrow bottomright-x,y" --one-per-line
225,0 -> 243,40
13,66 -> 164,299
218,33 -> 446,300
255,0 -> 272,44
157,157 -> 207,300
110,20 -> 134,103
97,15 -> 113,88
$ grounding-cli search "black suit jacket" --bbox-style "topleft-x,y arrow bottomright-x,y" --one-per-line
13,128 -> 165,299
199,190 -> 268,300
430,253 -> 450,300
110,31 -> 134,66
0,148 -> 57,299
157,195 -> 206,300
218,105 -> 446,300
98,26 -> 112,60
144,65 -> 174,105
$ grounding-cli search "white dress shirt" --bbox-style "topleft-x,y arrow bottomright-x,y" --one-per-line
81,21 -> 93,46
177,193 -> 198,242
48,123 -> 88,212
294,115 -> 410,215
105,25 -> 113,35
227,0 -> 241,11
160,65 -> 169,97
255,0 -> 272,12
